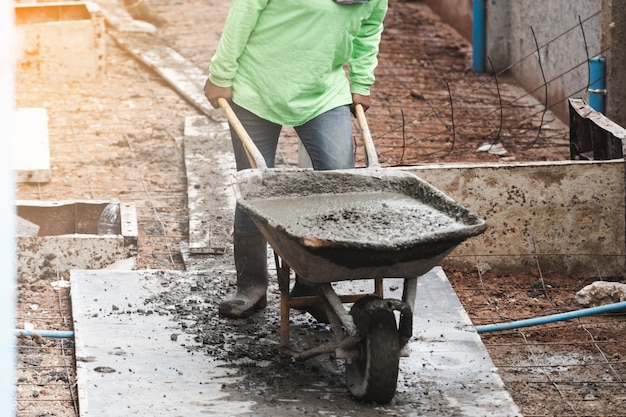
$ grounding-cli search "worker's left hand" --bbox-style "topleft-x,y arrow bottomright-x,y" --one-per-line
351,93 -> 371,116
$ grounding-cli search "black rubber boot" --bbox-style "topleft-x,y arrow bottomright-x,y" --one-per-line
219,231 -> 268,318
290,276 -> 329,323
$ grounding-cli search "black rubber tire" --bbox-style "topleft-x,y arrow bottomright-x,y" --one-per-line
346,301 -> 400,404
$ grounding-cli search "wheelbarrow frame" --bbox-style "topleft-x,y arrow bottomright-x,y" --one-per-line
218,98 -> 486,403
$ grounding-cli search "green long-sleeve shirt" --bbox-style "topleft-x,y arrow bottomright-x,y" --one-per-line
208,0 -> 388,126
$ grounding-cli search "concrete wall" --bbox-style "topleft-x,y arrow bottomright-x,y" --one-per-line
420,0 -> 604,124
488,1 -> 602,123
397,160 -> 626,278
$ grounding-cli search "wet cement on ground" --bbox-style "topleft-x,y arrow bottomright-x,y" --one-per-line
71,266 -> 521,416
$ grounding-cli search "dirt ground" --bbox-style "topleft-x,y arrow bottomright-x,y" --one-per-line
13,0 -> 626,416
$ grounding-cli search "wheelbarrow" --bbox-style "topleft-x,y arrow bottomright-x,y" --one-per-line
218,98 -> 487,404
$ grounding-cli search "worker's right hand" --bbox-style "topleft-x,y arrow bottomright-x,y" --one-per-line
204,77 -> 232,109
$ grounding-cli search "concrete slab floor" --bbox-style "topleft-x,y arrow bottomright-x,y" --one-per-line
70,267 -> 521,416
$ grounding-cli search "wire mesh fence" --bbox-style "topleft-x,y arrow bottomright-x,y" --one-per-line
15,287 -> 78,417
358,3 -> 608,166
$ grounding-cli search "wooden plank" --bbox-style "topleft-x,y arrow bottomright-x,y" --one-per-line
86,0 -> 158,34
106,26 -> 234,253
12,108 -> 51,183
109,30 -> 224,123
184,116 -> 235,254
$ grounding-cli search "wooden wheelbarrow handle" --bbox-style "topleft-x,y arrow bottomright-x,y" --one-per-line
218,98 -> 267,169
354,104 -> 380,169
218,97 -> 380,169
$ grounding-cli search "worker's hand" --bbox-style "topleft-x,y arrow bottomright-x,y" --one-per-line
204,77 -> 232,109
350,93 -> 371,116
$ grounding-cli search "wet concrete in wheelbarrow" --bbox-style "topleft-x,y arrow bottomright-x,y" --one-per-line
233,167 -> 486,252
245,191 -> 477,248
71,265 -> 521,416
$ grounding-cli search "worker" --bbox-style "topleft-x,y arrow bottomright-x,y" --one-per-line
204,0 -> 389,319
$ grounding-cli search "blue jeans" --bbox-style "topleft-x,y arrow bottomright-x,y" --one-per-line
229,102 -> 355,234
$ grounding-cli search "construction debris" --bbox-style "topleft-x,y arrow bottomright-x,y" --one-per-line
575,281 -> 626,307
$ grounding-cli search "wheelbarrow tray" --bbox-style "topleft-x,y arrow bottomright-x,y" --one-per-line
233,166 -> 486,284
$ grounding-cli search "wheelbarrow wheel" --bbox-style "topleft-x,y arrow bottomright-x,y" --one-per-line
346,297 -> 399,404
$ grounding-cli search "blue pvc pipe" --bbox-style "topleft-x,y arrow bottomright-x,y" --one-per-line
476,301 -> 626,333
472,0 -> 486,73
15,329 -> 75,339
588,55 -> 606,113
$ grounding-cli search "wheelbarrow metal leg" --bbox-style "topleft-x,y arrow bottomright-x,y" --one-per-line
275,253 -> 291,351
402,277 -> 417,310
318,283 -> 357,336
280,293 -> 290,350
374,277 -> 384,297
399,277 -> 417,356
